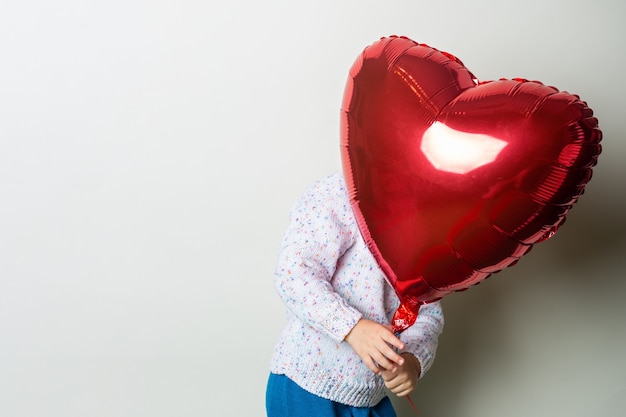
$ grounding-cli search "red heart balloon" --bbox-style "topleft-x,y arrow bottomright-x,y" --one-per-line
340,36 -> 602,332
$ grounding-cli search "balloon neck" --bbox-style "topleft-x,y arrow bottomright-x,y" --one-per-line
392,297 -> 422,334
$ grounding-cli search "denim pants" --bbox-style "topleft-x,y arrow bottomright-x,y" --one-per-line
266,373 -> 397,417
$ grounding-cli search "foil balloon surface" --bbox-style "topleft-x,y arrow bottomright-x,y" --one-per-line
340,36 -> 602,332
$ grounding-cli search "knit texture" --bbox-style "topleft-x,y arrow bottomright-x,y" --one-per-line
269,173 -> 444,407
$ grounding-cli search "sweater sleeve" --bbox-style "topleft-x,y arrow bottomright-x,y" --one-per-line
399,301 -> 444,378
274,176 -> 363,342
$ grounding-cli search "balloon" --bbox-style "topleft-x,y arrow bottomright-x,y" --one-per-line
340,36 -> 602,333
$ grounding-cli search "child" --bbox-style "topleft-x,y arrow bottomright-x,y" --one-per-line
267,172 -> 444,417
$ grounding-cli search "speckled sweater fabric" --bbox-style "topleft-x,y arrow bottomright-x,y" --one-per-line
269,173 -> 444,408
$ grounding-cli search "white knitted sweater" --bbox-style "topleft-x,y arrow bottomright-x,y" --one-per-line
269,173 -> 444,407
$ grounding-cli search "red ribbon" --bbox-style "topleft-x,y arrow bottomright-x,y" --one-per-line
406,395 -> 419,415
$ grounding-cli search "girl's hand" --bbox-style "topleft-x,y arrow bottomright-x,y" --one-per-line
344,318 -> 406,375
381,352 -> 421,397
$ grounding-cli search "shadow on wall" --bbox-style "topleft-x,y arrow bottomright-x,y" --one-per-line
390,278 -> 509,417
389,161 -> 626,416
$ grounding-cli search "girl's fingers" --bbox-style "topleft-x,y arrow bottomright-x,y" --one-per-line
382,332 -> 405,351
363,357 -> 382,374
385,378 -> 412,396
375,346 -> 405,372
380,344 -> 404,367
374,356 -> 396,374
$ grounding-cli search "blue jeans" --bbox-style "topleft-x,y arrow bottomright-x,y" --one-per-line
266,373 -> 397,417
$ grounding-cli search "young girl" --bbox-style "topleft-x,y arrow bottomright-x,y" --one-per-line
267,173 -> 444,417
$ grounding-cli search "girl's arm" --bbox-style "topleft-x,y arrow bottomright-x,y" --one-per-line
274,175 -> 408,373
273,176 -> 362,342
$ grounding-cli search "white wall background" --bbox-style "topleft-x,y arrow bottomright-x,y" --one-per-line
1,1 -> 624,416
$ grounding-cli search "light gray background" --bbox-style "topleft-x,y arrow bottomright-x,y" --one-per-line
1,1 -> 624,416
